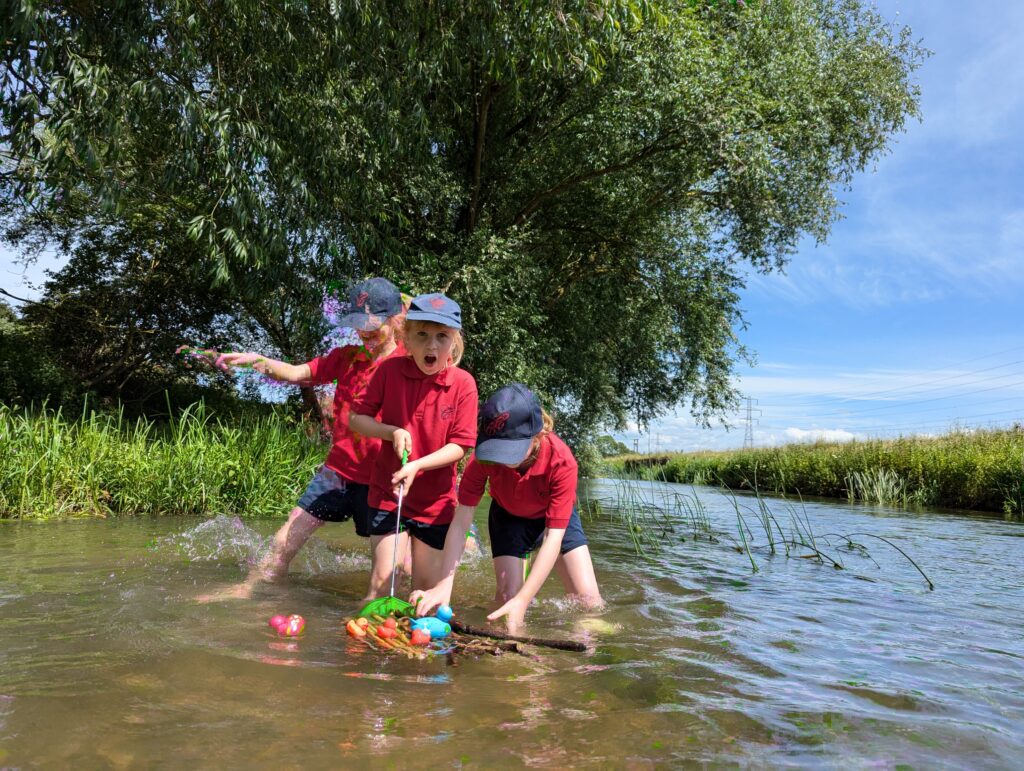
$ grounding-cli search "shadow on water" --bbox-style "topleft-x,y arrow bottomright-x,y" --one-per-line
0,482 -> 1022,767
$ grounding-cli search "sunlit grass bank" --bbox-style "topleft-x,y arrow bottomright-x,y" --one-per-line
603,428 -> 1024,515
0,404 -> 324,519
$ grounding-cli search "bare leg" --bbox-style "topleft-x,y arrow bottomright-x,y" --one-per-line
491,555 -> 527,609
197,506 -> 323,602
409,537 -> 446,592
553,546 -> 603,608
363,530 -> 410,603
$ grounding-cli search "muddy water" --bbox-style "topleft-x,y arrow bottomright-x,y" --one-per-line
1,480 -> 1022,768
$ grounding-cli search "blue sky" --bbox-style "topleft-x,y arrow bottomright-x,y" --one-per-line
3,1 -> 1022,452
620,0 -> 1024,452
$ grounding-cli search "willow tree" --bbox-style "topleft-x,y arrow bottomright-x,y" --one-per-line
2,0 -> 924,439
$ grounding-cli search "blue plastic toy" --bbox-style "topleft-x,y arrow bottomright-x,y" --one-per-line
435,605 -> 453,623
411,616 -> 451,639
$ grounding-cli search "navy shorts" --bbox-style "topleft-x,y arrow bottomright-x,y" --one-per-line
367,508 -> 451,551
488,501 -> 589,559
296,467 -> 372,535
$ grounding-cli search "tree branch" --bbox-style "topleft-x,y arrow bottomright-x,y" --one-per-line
512,138 -> 687,226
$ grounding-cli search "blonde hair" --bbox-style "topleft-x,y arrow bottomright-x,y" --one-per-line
402,319 -> 464,366
521,407 -> 555,467
539,408 -> 554,438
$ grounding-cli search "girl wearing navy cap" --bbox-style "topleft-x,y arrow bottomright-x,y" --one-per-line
411,383 -> 603,631
349,293 -> 479,591
197,277 -> 409,603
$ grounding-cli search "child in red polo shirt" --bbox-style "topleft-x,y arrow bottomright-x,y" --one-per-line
197,278 -> 408,603
411,383 -> 603,631
349,293 -> 478,591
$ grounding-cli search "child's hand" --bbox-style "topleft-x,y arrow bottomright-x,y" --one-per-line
175,345 -> 220,366
409,587 -> 450,618
391,460 -> 420,497
488,596 -> 529,633
215,352 -> 266,373
390,428 -> 412,459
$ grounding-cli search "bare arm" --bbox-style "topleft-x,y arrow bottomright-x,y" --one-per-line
391,443 -> 468,496
409,503 -> 475,615
215,352 -> 311,383
488,527 -> 566,631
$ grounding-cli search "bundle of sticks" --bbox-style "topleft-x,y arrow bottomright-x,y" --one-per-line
345,614 -> 587,660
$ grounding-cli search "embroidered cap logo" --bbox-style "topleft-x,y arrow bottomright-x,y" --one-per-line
485,412 -> 510,436
430,297 -> 446,309
355,291 -> 370,311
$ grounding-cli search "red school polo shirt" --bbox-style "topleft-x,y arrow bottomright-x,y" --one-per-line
304,342 -> 406,485
458,433 -> 578,529
353,356 -> 478,525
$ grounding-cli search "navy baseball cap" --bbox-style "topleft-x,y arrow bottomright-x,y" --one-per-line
406,292 -> 462,330
475,384 -> 544,464
338,278 -> 404,331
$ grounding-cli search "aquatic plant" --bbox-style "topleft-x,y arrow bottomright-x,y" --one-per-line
585,476 -> 933,590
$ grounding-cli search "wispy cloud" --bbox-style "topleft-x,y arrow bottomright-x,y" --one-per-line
744,1 -> 1024,310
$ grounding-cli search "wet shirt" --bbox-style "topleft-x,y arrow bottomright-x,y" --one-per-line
459,433 -> 577,529
305,343 -> 406,485
353,357 -> 478,525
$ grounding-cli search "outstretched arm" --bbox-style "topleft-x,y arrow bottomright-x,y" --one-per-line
213,351 -> 311,383
488,527 -> 566,632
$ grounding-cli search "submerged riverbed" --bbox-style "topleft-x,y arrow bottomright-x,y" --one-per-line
1,479 -> 1022,767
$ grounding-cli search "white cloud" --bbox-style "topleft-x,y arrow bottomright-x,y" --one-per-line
780,427 -> 860,444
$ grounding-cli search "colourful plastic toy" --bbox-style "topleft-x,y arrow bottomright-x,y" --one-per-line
435,605 -> 453,623
268,615 -> 288,631
410,616 -> 451,639
409,628 -> 431,646
281,614 -> 305,637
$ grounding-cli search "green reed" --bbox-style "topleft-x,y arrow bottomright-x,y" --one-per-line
587,476 -> 931,588
604,427 -> 1024,516
0,403 -> 325,519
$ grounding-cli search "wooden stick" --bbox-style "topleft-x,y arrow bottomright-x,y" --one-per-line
449,620 -> 588,652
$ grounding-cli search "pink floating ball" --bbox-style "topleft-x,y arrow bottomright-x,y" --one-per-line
282,614 -> 305,637
269,615 -> 288,631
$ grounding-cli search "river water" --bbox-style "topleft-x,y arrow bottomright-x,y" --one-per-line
1,479 -> 1021,768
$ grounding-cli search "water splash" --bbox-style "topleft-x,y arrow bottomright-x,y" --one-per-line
155,515 -> 366,575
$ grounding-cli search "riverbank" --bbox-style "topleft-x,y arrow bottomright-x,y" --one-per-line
603,427 -> 1024,515
0,404 -> 324,519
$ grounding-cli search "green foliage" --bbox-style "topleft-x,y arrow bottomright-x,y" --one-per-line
594,434 -> 632,457
0,402 -> 324,519
609,428 -> 1024,515
2,0 -> 925,438
0,300 -> 75,408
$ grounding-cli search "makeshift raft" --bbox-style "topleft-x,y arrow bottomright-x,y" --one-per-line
345,614 -> 588,660
346,614 -> 522,660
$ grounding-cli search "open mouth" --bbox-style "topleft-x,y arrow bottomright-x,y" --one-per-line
424,354 -> 438,367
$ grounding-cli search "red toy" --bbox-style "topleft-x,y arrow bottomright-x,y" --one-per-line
409,628 -> 431,646
281,614 -> 305,637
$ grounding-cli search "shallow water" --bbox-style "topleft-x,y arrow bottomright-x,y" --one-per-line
1,480 -> 1022,768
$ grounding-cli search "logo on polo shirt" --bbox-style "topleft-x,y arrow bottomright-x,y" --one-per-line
440,405 -> 456,420
485,412 -> 509,436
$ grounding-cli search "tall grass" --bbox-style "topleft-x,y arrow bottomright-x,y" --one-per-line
604,427 -> 1024,515
0,403 -> 325,519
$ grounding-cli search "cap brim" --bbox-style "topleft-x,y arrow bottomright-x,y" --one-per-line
406,310 -> 461,329
338,312 -> 386,331
474,436 -> 533,465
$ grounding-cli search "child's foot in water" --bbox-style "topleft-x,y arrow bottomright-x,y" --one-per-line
195,581 -> 257,603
